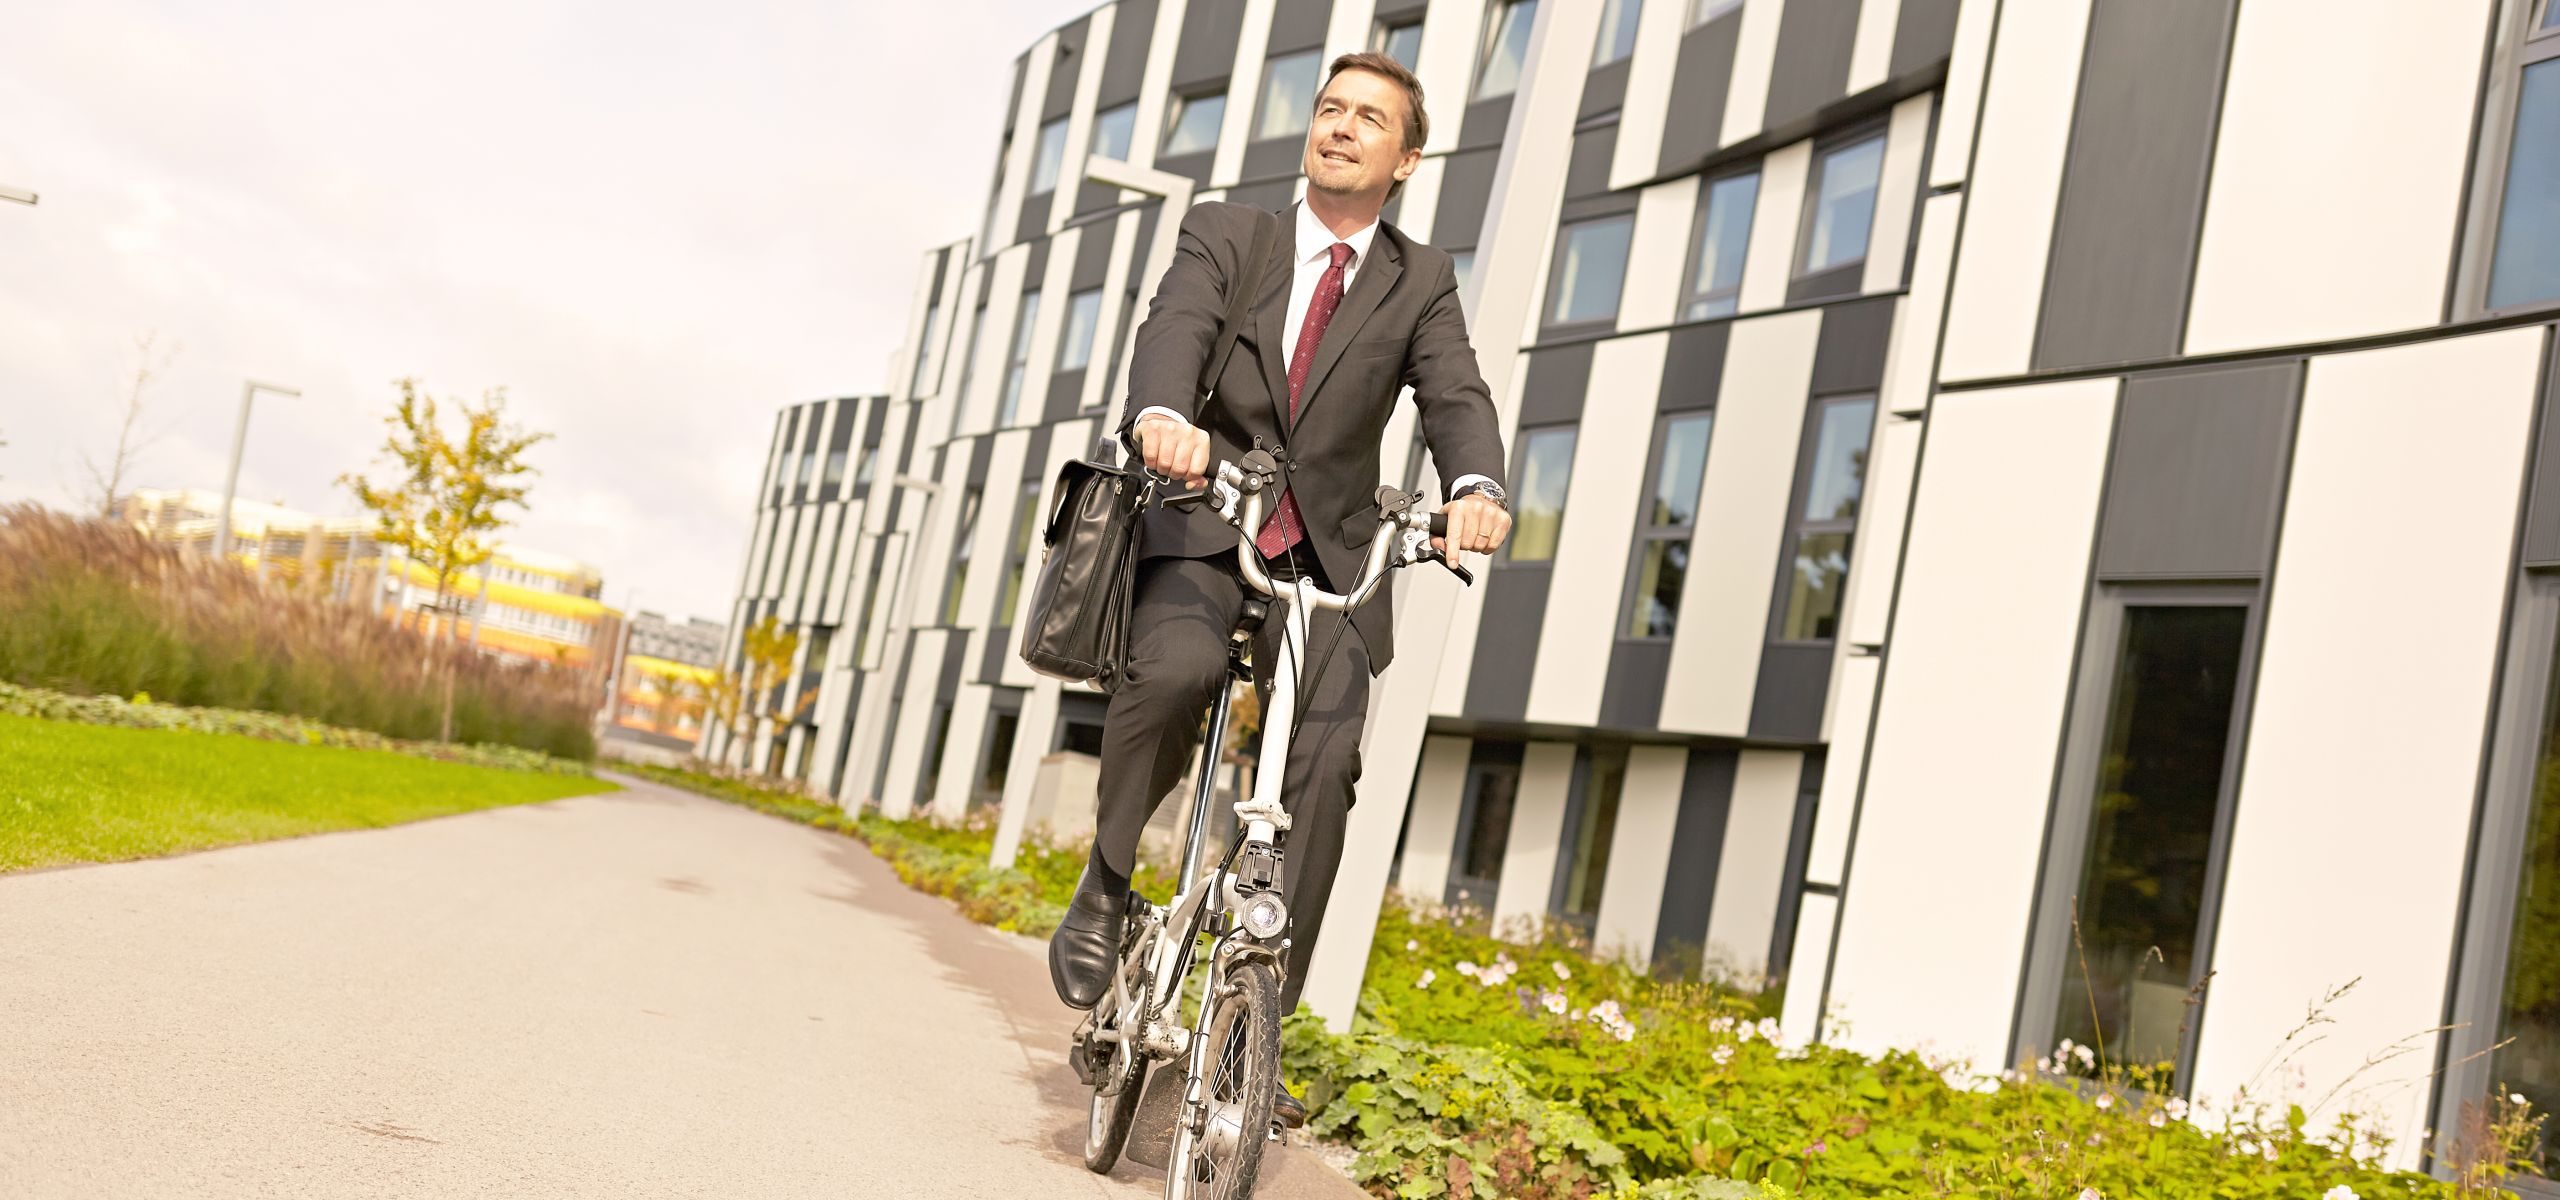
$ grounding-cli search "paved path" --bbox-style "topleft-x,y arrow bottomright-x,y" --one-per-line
0,776 -> 1365,1198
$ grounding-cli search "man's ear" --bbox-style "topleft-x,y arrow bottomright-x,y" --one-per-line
1396,148 -> 1421,182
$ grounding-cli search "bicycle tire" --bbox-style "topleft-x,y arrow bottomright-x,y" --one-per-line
1085,1057 -> 1149,1174
1163,959 -> 1281,1200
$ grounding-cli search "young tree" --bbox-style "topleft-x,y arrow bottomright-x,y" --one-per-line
340,378 -> 549,743
85,331 -> 177,517
708,615 -> 809,773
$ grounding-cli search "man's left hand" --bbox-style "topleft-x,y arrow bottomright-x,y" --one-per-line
1433,493 -> 1511,558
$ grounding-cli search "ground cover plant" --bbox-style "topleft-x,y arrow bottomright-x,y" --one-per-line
0,713 -> 615,872
0,506 -> 595,759
635,765 -> 2548,1198
0,683 -> 587,775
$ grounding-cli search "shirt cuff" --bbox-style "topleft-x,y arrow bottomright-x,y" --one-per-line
1136,406 -> 1190,428
1447,474 -> 1494,500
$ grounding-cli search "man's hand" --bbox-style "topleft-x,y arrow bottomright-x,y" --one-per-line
1135,413 -> 1211,489
1433,493 -> 1511,558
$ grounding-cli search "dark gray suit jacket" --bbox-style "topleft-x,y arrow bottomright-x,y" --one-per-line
1115,200 -> 1508,674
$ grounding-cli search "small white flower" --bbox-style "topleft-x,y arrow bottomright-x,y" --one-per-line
2235,1138 -> 2256,1157
1455,960 -> 1479,977
1613,1022 -> 1635,1042
1542,990 -> 1567,1015
1405,939 -> 1419,952
2165,1098 -> 2189,1121
1552,961 -> 1571,981
1709,1016 -> 1735,1033
1569,1008 -> 1583,1022
2261,1142 -> 2278,1163
1713,1044 -> 1735,1067
2077,1189 -> 2100,1200
1416,969 -> 1435,989
2323,1187 -> 2359,1200
2513,1093 -> 2530,1106
2074,1044 -> 2097,1068
2148,1111 -> 2167,1128
1757,1018 -> 1781,1042
2095,1094 -> 2114,1111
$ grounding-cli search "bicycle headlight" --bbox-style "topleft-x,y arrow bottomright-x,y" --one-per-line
1240,894 -> 1288,940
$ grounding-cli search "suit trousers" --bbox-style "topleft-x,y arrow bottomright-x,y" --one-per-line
1092,552 -> 1370,1016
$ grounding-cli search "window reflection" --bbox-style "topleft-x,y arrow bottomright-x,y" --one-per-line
1091,102 -> 1138,162
1685,172 -> 1760,320
1476,0 -> 1538,100
1508,427 -> 1577,563
1551,214 -> 1635,325
2495,629 -> 2560,1152
1029,117 -> 1069,195
1162,92 -> 1226,157
2490,59 -> 2560,311
1256,50 -> 1323,142
1801,134 -> 1885,277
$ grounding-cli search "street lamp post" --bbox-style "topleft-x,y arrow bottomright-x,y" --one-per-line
211,381 -> 302,563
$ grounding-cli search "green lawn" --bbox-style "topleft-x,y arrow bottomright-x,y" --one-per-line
0,713 -> 618,872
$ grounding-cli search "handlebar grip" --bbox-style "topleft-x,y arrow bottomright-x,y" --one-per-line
1427,512 -> 1448,537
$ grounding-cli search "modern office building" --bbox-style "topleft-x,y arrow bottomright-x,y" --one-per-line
123,487 -> 623,672
601,611 -> 726,763
716,0 -> 2560,1173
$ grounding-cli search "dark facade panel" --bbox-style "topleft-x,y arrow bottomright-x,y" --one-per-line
862,392 -> 890,447
1764,0 -> 1861,133
1268,0 -> 1331,51
1747,643 -> 1831,741
1785,261 -> 1862,307
2095,362 -> 2296,580
1598,640 -> 1669,730
1373,0 -> 1429,24
1431,150 -> 1501,246
1581,59 -> 1630,119
1172,0 -> 1247,90
1458,96 -> 1514,151
1243,138 -> 1302,182
1889,0 -> 1963,81
1558,191 -> 1640,225
1652,748 -> 1737,975
1078,180 -> 1125,216
1659,18 -> 1744,176
1158,148 -> 1216,187
1098,0 -> 1159,106
1044,369 -> 1090,424
1072,222 -> 1117,289
936,629 -> 971,702
967,432 -> 996,487
2034,0 -> 2235,370
1022,239 -> 1052,289
1045,17 -> 1091,119
1226,178 -> 1297,213
1022,424 -> 1056,483
1811,295 -> 1896,395
926,246 -> 951,304
2524,334 -> 2560,566
1003,56 -> 1028,137
1521,343 -> 1594,426
1016,194 -> 1050,246
1659,323 -> 1731,412
1564,122 -> 1620,199
1463,570 -> 1551,720
1764,750 -> 1826,980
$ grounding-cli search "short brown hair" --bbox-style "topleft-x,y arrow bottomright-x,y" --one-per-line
1320,52 -> 1428,201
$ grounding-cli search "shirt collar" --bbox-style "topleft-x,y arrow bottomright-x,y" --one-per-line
1293,202 -> 1377,270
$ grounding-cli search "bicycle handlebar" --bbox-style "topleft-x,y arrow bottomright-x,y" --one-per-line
1146,453 -> 1473,607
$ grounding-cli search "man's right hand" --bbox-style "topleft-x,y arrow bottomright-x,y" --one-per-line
1135,413 -> 1211,490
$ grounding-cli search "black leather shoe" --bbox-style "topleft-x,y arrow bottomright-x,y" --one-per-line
1048,869 -> 1129,1009
1273,1085 -> 1306,1130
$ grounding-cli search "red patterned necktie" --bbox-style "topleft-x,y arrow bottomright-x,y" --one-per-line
1256,241 -> 1354,558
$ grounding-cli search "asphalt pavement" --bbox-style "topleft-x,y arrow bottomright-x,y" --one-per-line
0,774 -> 1365,1198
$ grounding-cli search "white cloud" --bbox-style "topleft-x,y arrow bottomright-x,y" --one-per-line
0,0 -> 1079,625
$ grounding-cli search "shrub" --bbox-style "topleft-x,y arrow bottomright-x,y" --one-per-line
0,506 -> 595,759
0,682 -> 586,775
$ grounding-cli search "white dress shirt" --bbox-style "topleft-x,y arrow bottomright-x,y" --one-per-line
1139,203 -> 1493,500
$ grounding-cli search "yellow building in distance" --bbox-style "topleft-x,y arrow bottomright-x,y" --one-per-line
123,488 -> 622,671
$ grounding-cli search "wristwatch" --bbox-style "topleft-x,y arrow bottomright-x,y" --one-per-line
1459,481 -> 1507,510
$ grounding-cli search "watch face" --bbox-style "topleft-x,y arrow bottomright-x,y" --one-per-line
1477,483 -> 1506,506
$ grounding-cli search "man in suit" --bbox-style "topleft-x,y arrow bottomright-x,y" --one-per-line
1048,50 -> 1512,1123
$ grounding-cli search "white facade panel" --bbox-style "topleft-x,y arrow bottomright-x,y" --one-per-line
988,34 -> 1053,255
1011,227 -> 1081,430
1736,140 -> 1811,314
1703,748 -> 1803,984
1526,334 -> 1670,727
1591,744 -> 1690,968
1618,178 -> 1702,331
1125,0 -> 1189,172
1925,0 -> 1997,191
1824,377 -> 2116,1069
1208,0 -> 1276,188
1610,0 -> 1688,189
2184,1 -> 2493,357
1491,741 -> 1578,936
1046,5 -> 1115,233
1843,0 -> 1901,96
1804,651 -> 1878,887
962,250 -> 1032,436
1882,192 -> 1959,415
1840,412 -> 1920,650
1394,735 -> 1475,904
1659,309 -> 1822,735
1861,94 -> 1932,295
1936,0 -> 2094,382
1719,0 -> 1787,147
1778,890 -> 1840,1044
878,628 -> 952,820
2189,327 -> 2544,1164
928,683 -> 996,823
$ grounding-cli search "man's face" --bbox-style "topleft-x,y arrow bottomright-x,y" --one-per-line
1302,69 -> 1421,203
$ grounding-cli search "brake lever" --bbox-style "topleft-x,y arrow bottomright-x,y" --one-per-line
1160,488 -> 1209,511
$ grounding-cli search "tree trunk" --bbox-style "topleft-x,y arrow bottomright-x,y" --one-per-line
434,576 -> 458,744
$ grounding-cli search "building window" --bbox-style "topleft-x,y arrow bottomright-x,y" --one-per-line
1547,213 -> 1636,326
1552,744 -> 1627,929
2490,56 -> 2560,310
1446,744 -> 1523,908
1449,248 -> 1477,293
997,290 -> 1041,426
919,702 -> 955,803
1779,395 -> 1874,642
2486,623 -> 2560,1143
2033,596 -> 2252,1092
974,710 -> 1021,812
821,449 -> 847,489
1255,49 -> 1324,142
854,446 -> 879,489
909,303 -> 942,398
1689,0 -> 1740,26
1475,0 -> 1538,101
1504,425 -> 1576,563
1028,116 -> 1070,195
1684,170 -> 1760,320
1057,287 -> 1103,372
1162,90 -> 1227,157
1594,0 -> 1641,65
1098,288 -> 1138,407
1623,413 -> 1712,639
956,302 -> 988,411
1091,101 -> 1138,162
981,134 -> 1010,251
1376,18 -> 1425,69
999,479 -> 1042,623
941,487 -> 982,626
1797,132 -> 1886,280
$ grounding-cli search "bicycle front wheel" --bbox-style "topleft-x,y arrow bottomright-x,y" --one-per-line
1163,959 -> 1281,1200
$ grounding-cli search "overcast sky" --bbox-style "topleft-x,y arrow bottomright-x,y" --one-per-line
0,0 -> 1080,626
